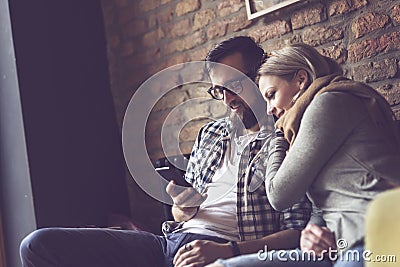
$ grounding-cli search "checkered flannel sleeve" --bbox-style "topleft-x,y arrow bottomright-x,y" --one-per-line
280,196 -> 312,231
184,126 -> 203,186
184,120 -> 226,192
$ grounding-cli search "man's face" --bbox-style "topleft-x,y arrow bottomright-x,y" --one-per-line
209,52 -> 265,129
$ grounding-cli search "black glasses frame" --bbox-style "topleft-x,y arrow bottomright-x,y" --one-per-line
207,75 -> 248,100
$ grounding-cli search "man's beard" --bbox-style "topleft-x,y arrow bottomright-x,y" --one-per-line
230,104 -> 262,130
242,107 -> 258,129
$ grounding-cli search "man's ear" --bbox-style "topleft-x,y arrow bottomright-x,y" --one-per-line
296,69 -> 309,90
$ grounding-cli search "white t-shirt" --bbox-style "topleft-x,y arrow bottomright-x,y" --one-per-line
180,132 -> 258,241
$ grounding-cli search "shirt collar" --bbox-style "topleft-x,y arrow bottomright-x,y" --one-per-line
224,114 -> 275,140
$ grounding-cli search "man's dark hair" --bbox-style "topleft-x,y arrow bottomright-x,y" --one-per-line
205,36 -> 265,81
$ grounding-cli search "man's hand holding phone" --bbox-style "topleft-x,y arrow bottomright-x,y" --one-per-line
166,180 -> 208,222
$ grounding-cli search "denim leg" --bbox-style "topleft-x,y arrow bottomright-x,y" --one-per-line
20,227 -> 165,267
163,233 -> 228,267
215,249 -> 333,267
334,246 -> 364,267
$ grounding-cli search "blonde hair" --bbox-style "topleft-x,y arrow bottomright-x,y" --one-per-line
258,43 -> 342,83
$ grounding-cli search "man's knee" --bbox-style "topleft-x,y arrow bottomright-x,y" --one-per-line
20,228 -> 58,258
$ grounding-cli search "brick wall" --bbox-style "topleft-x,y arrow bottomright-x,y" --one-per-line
101,0 -> 400,232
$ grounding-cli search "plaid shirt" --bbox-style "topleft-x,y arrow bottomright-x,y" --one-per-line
185,118 -> 311,241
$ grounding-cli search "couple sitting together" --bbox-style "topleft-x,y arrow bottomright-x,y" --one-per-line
20,36 -> 400,267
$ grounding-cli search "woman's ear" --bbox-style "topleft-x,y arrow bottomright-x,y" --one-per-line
296,69 -> 309,90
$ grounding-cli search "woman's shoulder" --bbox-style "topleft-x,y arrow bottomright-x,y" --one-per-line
315,91 -> 363,106
310,91 -> 365,113
305,91 -> 367,125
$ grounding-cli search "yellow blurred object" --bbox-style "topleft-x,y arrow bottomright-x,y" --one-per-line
365,187 -> 400,267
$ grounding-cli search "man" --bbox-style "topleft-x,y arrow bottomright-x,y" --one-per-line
20,36 -> 311,267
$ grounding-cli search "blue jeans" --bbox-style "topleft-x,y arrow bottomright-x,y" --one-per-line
20,227 -> 227,267
216,246 -> 364,267
334,246 -> 364,267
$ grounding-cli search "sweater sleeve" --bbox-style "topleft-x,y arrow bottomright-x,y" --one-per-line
265,92 -> 366,210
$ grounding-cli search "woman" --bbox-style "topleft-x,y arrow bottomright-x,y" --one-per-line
208,43 -> 400,267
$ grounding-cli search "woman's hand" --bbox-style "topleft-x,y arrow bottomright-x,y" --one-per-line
300,224 -> 336,256
173,240 -> 231,267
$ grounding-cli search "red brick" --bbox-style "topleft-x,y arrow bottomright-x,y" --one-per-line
302,26 -> 344,46
206,21 -> 228,40
165,53 -> 191,68
380,31 -> 400,52
182,31 -> 206,50
166,19 -> 191,38
391,5 -> 400,25
217,0 -> 245,17
286,35 -> 302,46
394,108 -> 400,120
148,62 -> 169,77
376,82 -> 400,106
249,20 -> 291,43
209,99 -> 229,117
319,45 -> 347,64
122,19 -> 147,38
142,29 -> 165,47
351,0 -> 368,10
351,13 -> 390,39
190,47 -> 210,61
328,0 -> 367,17
103,0 -> 400,174
123,66 -> 148,90
153,92 -> 188,114
176,0 -> 201,16
165,31 -> 206,55
139,0 -> 162,13
348,39 -> 378,63
352,58 -> 397,83
148,14 -> 157,29
328,0 -> 348,16
118,4 -> 140,25
126,47 -> 161,67
193,9 -> 216,31
120,42 -> 136,57
150,6 -> 174,26
179,140 -> 196,155
182,102 -> 211,122
348,31 -> 400,62
180,120 -> 206,142
146,110 -> 168,133
135,47 -> 161,65
145,133 -> 163,156
291,4 -> 326,30
226,13 -> 252,33
164,39 -> 184,55
186,83 -> 210,98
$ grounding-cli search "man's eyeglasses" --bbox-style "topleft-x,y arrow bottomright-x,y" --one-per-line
207,75 -> 248,100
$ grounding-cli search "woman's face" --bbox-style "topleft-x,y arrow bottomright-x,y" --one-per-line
258,70 -> 307,118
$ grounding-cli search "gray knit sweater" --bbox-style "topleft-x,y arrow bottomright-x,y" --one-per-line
266,91 -> 400,249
